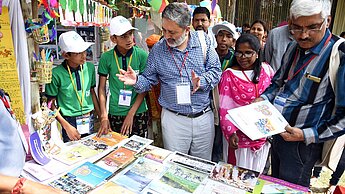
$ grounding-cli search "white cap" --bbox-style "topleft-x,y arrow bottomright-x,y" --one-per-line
212,21 -> 239,40
58,31 -> 94,53
110,16 -> 138,36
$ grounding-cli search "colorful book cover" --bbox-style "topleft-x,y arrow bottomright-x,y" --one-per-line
96,147 -> 135,172
114,157 -> 167,193
226,100 -> 288,140
209,163 -> 260,193
141,145 -> 171,163
29,131 -> 51,165
149,164 -> 207,194
69,161 -> 113,187
255,175 -> 309,194
53,144 -> 98,165
49,173 -> 94,194
169,152 -> 216,174
122,135 -> 153,153
92,132 -> 127,147
89,181 -> 135,194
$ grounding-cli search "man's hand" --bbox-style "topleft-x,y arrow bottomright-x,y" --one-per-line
116,66 -> 137,85
97,118 -> 112,137
280,125 -> 304,141
191,70 -> 200,94
229,133 -> 239,149
121,114 -> 134,136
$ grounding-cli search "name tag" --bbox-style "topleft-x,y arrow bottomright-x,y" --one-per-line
118,89 -> 132,106
176,83 -> 191,105
273,93 -> 288,113
76,115 -> 90,134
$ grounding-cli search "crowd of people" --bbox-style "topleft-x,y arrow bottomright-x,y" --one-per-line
1,0 -> 345,192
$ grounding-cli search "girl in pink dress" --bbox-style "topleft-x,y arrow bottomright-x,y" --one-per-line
219,33 -> 274,173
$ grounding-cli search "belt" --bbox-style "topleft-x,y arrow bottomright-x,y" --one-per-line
167,107 -> 211,118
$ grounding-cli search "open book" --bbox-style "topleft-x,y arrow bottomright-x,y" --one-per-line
226,100 -> 288,140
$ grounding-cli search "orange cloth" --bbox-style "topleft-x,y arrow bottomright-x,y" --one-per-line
146,34 -> 161,47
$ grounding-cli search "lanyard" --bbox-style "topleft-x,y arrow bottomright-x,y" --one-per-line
0,95 -> 15,118
242,70 -> 258,98
114,51 -> 133,72
288,34 -> 332,81
67,65 -> 85,111
167,44 -> 189,77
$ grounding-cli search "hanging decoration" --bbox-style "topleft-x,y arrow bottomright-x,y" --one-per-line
25,10 -> 57,44
38,0 -> 60,18
59,0 -> 114,27
147,0 -> 168,13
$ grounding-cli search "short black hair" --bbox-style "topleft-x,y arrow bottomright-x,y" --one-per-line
193,7 -> 210,20
340,31 -> 345,38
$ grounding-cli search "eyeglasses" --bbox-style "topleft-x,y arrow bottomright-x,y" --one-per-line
290,19 -> 326,35
234,51 -> 256,58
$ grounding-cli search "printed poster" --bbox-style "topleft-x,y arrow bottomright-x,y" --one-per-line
0,7 -> 25,123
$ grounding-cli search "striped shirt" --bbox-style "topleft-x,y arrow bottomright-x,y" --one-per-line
134,31 -> 222,114
262,29 -> 345,144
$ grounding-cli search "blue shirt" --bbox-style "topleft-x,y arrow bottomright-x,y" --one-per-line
262,29 -> 345,144
134,31 -> 222,114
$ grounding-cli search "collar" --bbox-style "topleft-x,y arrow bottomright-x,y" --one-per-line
114,46 -> 134,58
223,48 -> 234,60
302,29 -> 331,55
62,60 -> 82,72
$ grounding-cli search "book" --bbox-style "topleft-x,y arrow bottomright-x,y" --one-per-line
139,145 -> 171,163
209,163 -> 260,193
92,132 -> 127,147
122,135 -> 153,153
23,160 -> 69,182
69,161 -> 113,187
89,181 -> 135,194
49,173 -> 94,194
113,157 -> 167,193
226,100 -> 288,140
149,164 -> 207,194
53,144 -> 98,165
255,175 -> 309,194
96,147 -> 136,172
196,178 -> 246,194
169,152 -> 216,174
80,138 -> 109,152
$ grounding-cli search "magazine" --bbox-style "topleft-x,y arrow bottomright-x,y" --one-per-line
92,132 -> 127,147
80,138 -> 109,152
113,157 -> 167,193
49,173 -> 94,194
149,164 -> 207,194
209,163 -> 260,193
53,144 -> 98,165
139,145 -> 171,163
169,152 -> 216,174
29,131 -> 51,165
226,100 -> 288,140
89,181 -> 135,194
95,147 -> 136,172
23,160 -> 69,182
257,175 -> 309,194
69,161 -> 112,187
122,135 -> 153,153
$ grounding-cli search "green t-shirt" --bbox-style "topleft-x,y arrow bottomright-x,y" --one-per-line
98,46 -> 148,116
45,61 -> 96,116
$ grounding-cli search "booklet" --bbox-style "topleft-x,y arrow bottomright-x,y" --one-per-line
29,131 -> 51,165
226,100 -> 288,140
149,164 -> 207,194
122,135 -> 153,153
23,160 -> 69,182
89,181 -> 135,194
209,163 -> 260,193
95,147 -> 136,172
169,152 -> 216,174
53,144 -> 98,165
113,157 -> 167,193
92,132 -> 128,147
142,145 -> 171,163
256,175 -> 309,194
197,178 -> 246,194
49,173 -> 94,194
69,161 -> 113,187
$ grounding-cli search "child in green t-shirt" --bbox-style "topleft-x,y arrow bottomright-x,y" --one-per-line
97,16 -> 148,138
45,31 -> 100,142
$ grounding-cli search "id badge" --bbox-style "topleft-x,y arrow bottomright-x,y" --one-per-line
76,115 -> 90,134
273,93 -> 288,113
118,89 -> 132,106
176,83 -> 191,105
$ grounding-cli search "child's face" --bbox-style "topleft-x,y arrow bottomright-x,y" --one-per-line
235,42 -> 257,70
64,51 -> 87,66
112,30 -> 135,51
216,30 -> 235,51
